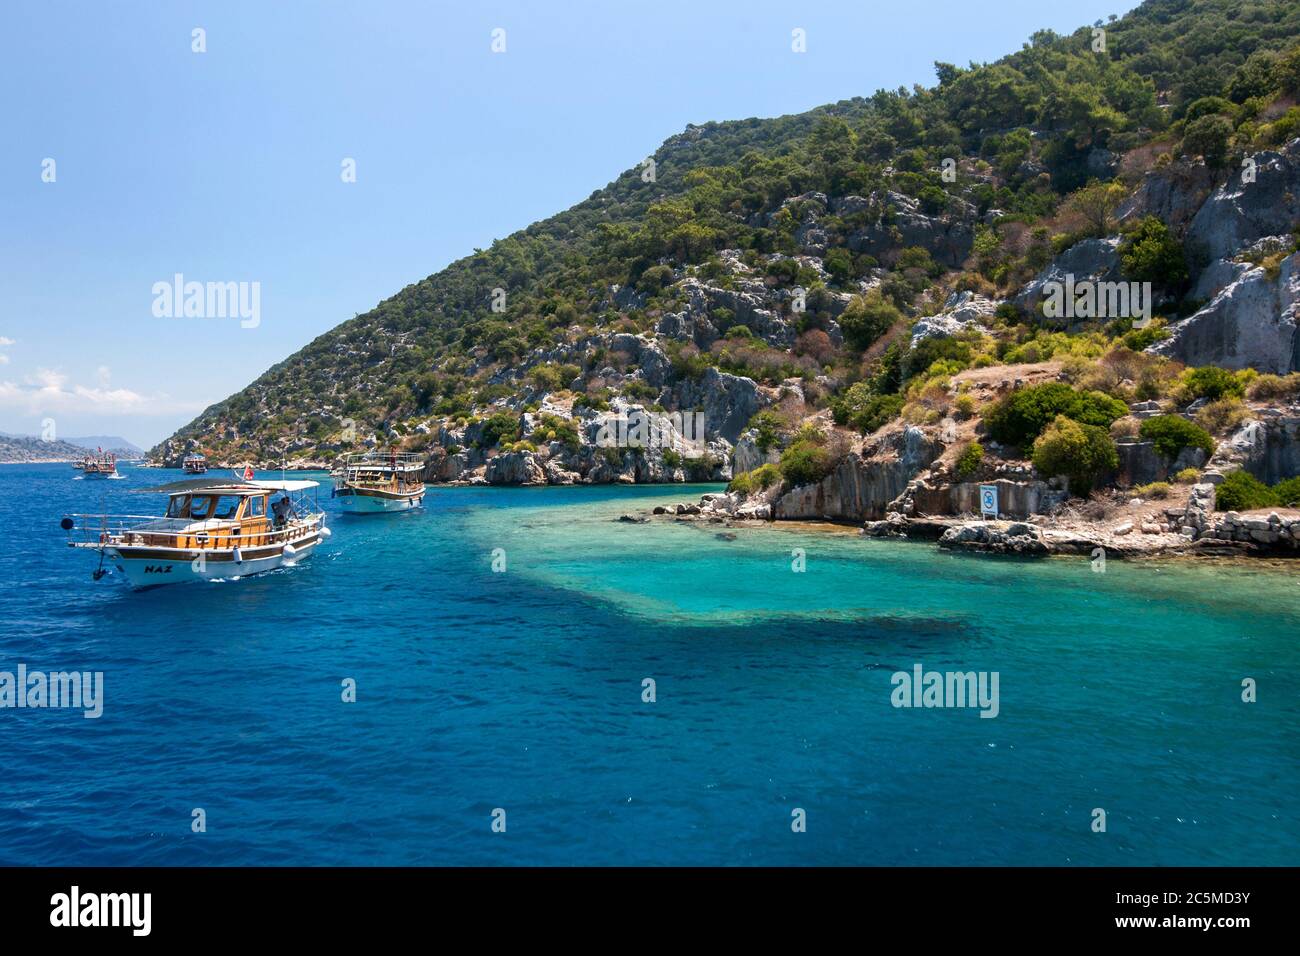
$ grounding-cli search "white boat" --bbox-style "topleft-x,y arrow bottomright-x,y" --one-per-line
61,478 -> 330,588
181,453 -> 208,474
332,451 -> 425,513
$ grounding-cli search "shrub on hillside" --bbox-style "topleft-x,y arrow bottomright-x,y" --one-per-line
1139,415 -> 1214,460
748,411 -> 787,452
1109,415 -> 1142,439
1274,476 -> 1300,507
1182,114 -> 1233,168
984,382 -> 1127,447
779,439 -> 835,488
1194,397 -> 1250,435
1246,372 -> 1300,401
480,411 -> 521,448
1174,467 -> 1201,483
1134,481 -> 1171,499
1119,216 -> 1188,288
728,463 -> 781,496
537,413 -> 581,451
1214,470 -> 1276,511
832,383 -> 905,434
1182,365 -> 1246,401
839,292 -> 901,351
955,442 -> 984,480
1031,416 -> 1119,494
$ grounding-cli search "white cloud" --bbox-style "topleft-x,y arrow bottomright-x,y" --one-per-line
0,336 -> 13,365
0,367 -> 206,417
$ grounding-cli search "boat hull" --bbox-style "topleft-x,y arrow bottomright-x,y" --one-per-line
105,536 -> 321,588
335,488 -> 424,513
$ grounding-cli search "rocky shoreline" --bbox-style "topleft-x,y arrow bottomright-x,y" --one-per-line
634,489 -> 1300,560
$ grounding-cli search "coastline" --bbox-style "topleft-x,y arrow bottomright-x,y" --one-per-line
637,493 -> 1300,562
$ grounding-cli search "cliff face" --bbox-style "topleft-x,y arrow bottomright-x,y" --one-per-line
773,426 -> 944,521
1152,251 -> 1300,373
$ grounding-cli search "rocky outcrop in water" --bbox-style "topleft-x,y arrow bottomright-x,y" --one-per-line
937,521 -> 1050,555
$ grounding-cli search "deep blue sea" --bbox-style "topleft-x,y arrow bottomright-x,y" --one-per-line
1,461 -> 1297,865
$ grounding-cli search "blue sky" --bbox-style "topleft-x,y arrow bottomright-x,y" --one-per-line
0,0 -> 1134,447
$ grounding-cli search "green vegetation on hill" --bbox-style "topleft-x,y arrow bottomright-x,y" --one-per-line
157,0 -> 1300,463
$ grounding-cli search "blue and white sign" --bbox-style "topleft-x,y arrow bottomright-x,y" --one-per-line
979,484 -> 999,519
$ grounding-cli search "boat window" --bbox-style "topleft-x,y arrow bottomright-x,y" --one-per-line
189,496 -> 214,520
166,495 -> 191,518
212,495 -> 243,520
247,495 -> 265,518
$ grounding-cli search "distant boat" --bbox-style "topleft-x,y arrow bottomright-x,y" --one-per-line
80,451 -> 117,478
182,453 -> 208,474
61,477 -> 330,588
332,451 -> 425,513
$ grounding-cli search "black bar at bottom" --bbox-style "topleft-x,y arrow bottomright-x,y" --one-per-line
0,866 -> 1286,941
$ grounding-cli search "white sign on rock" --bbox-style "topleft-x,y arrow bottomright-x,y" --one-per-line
980,484 -> 999,519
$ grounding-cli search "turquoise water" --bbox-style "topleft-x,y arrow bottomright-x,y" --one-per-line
0,462 -> 1297,865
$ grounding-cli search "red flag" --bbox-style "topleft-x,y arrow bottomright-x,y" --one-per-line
243,465 -> 255,480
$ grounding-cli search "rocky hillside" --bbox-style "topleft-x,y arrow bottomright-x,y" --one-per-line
156,0 -> 1300,523
0,434 -> 111,463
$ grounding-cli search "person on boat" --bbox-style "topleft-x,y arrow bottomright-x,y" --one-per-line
272,495 -> 292,528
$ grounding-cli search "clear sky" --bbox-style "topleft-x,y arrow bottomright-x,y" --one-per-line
0,0 -> 1134,447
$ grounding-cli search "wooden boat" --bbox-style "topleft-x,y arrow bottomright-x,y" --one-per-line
81,451 -> 117,478
61,478 -> 330,588
332,451 -> 425,514
181,453 -> 208,474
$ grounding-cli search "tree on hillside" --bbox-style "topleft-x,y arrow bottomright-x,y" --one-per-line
838,292 -> 902,352
1119,216 -> 1188,289
1064,180 -> 1128,237
1182,114 -> 1233,168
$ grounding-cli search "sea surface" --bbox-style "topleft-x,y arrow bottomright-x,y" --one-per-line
0,461 -> 1297,866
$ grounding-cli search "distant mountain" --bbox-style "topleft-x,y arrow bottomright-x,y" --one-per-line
0,434 -> 100,464
0,432 -> 142,463
64,436 -> 145,455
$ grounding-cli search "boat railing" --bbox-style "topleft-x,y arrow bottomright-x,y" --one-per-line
62,512 -> 324,550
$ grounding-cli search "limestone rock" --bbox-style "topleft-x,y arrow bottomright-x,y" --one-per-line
1186,139 -> 1300,261
485,451 -> 547,485
1151,254 -> 1300,373
1014,237 -> 1122,312
910,290 -> 997,346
